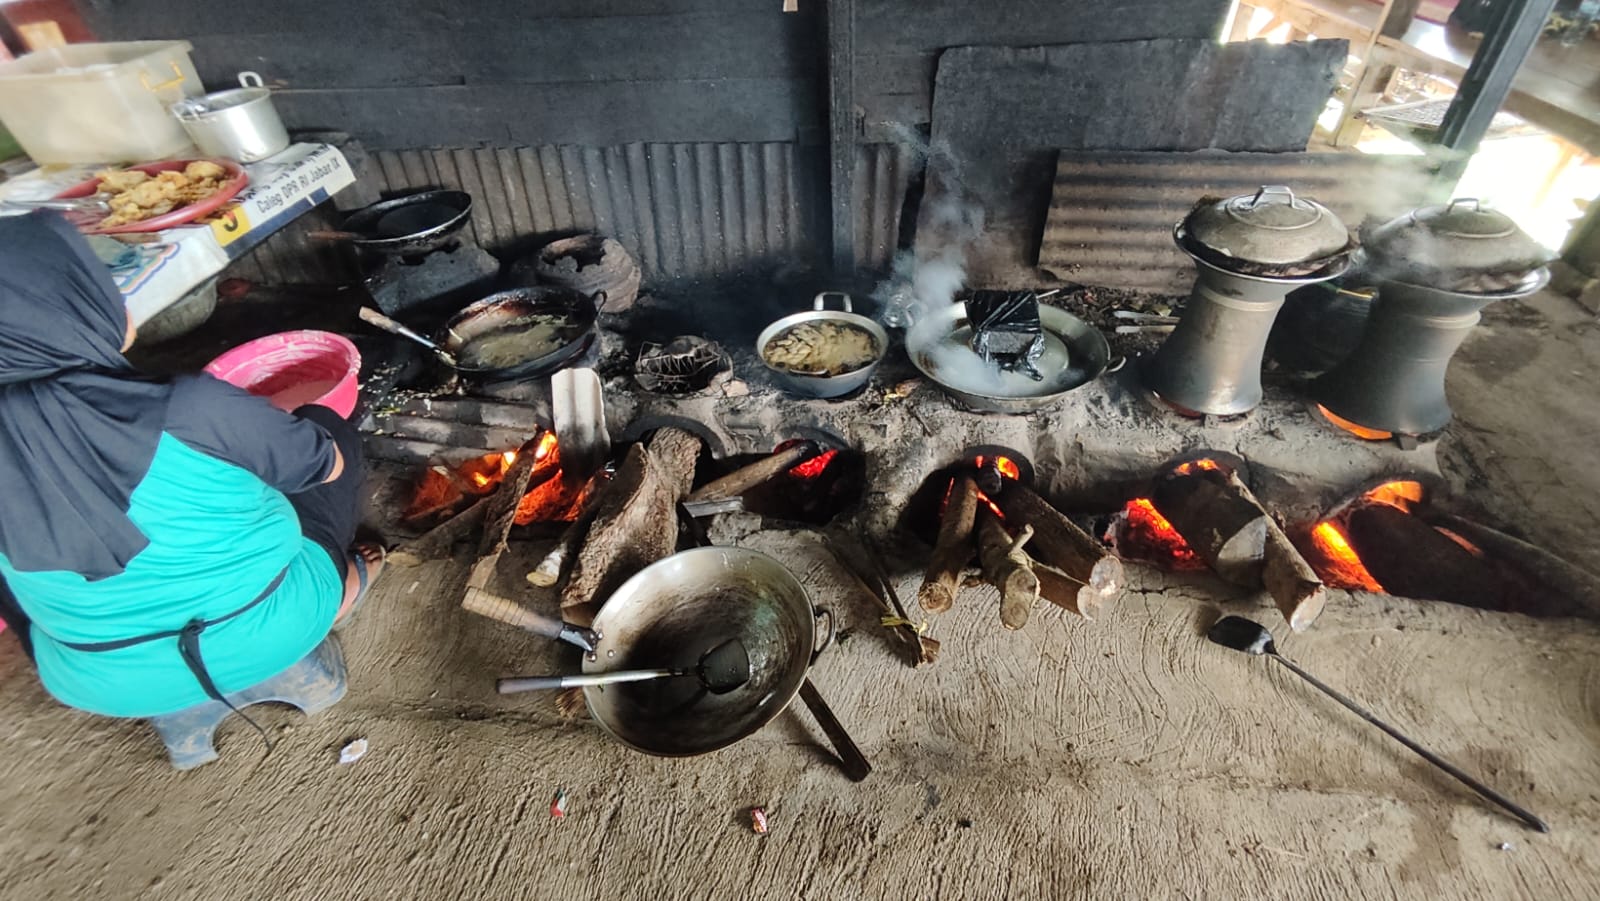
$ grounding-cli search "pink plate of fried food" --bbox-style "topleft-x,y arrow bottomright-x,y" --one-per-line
53,158 -> 249,234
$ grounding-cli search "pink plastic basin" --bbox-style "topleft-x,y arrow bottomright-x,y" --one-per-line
204,330 -> 361,418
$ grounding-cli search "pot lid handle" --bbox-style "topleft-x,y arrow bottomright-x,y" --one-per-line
1445,197 -> 1483,214
238,71 -> 265,89
1224,185 -> 1325,231
1244,185 -> 1297,208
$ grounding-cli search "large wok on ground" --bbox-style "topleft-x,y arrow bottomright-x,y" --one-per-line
578,546 -> 834,756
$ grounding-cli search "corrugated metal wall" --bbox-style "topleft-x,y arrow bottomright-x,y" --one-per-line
853,142 -> 919,273
228,139 -> 917,287
1038,151 -> 1435,293
367,142 -> 826,281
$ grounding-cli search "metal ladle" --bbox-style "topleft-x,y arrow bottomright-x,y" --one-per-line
358,306 -> 463,368
1208,615 -> 1548,832
495,637 -> 752,696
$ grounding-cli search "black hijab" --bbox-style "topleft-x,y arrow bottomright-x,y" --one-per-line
0,213 -> 173,580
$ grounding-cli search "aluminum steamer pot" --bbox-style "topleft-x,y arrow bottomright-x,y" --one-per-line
171,72 -> 290,163
580,547 -> 835,757
758,292 -> 888,398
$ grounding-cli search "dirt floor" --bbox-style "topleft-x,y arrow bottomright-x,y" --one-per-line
2,292 -> 1599,900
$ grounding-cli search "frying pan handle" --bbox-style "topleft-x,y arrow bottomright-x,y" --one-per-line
811,607 -> 836,664
589,290 -> 610,312
462,589 -> 598,652
814,291 -> 854,314
496,675 -> 571,694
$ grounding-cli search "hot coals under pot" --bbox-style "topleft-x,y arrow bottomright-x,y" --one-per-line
1312,200 -> 1552,439
1144,186 -> 1353,416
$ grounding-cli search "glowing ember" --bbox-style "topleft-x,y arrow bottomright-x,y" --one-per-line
1170,457 -> 1223,477
533,431 -> 558,462
1119,497 -> 1202,567
1309,520 -> 1384,592
977,490 -> 1005,521
973,455 -> 1021,481
789,448 -> 840,480
1318,405 -> 1394,441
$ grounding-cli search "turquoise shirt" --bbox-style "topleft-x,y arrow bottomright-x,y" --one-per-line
0,434 -> 342,717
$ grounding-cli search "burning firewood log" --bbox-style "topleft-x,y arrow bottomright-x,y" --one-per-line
1219,469 -> 1326,631
685,440 -> 818,503
976,512 -> 1039,630
558,427 -> 702,626
995,482 -> 1124,610
1149,469 -> 1267,587
1149,463 -> 1326,631
918,474 -> 979,613
461,434 -> 559,620
389,496 -> 490,567
526,499 -> 599,588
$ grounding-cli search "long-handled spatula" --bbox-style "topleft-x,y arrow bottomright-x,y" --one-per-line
1207,615 -> 1548,833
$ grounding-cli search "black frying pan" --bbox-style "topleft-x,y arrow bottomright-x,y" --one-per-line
360,287 -> 602,382
321,190 -> 474,255
440,286 -> 602,382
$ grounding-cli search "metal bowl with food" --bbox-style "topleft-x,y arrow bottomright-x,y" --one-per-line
758,292 -> 888,399
580,547 -> 834,757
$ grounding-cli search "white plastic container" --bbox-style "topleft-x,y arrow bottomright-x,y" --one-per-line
0,41 -> 201,164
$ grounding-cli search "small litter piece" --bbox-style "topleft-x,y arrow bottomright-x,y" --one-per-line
1497,841 -> 1514,851
750,806 -> 769,834
338,738 -> 369,765
550,788 -> 569,818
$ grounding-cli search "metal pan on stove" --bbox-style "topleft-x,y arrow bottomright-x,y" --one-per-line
905,303 -> 1111,414
439,286 -> 603,382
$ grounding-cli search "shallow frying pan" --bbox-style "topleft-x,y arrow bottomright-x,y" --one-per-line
322,190 -> 474,255
359,286 -> 601,382
439,286 -> 603,382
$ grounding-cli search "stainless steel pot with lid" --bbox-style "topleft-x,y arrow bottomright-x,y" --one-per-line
1358,198 -> 1552,293
1146,185 -> 1352,415
1179,185 -> 1353,270
171,71 -> 290,163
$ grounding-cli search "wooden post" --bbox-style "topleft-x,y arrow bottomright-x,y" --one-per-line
826,0 -> 857,274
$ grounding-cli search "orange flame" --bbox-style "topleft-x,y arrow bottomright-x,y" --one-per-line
974,455 -> 1021,480
1363,479 -> 1424,513
1319,405 -> 1394,441
976,490 -> 1005,521
1121,497 -> 1201,566
1309,520 -> 1384,592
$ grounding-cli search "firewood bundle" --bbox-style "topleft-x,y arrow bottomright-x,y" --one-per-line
918,477 -> 1125,629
